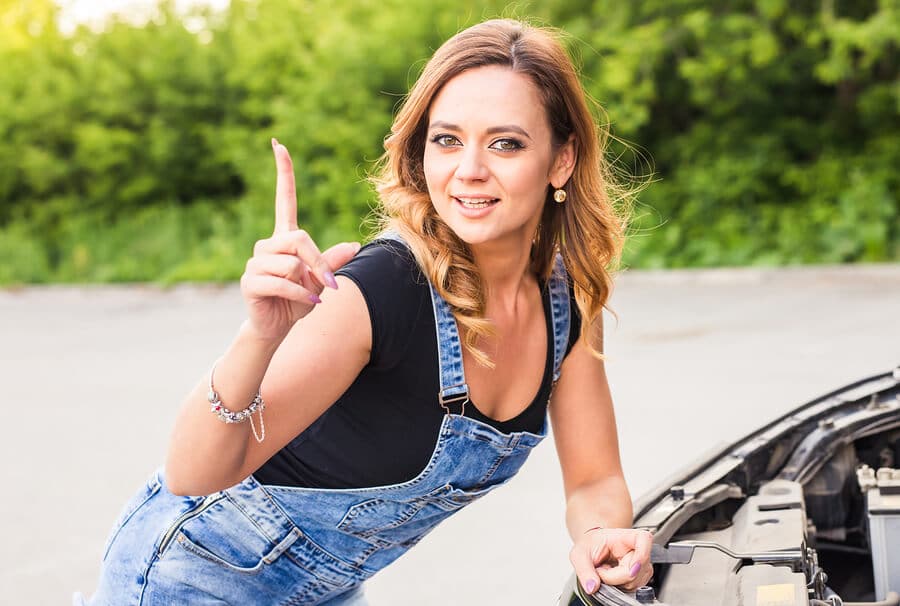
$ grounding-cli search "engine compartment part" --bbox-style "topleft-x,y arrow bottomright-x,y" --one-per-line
657,480 -> 813,606
650,421 -> 900,605
559,369 -> 900,606
728,566 -> 808,606
858,465 -> 900,600
804,443 -> 857,536
651,541 -> 803,566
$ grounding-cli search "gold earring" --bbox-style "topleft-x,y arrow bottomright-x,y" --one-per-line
553,188 -> 567,204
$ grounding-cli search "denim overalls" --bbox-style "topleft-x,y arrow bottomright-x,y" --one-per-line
78,251 -> 571,606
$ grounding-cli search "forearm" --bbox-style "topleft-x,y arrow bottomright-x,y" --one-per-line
565,475 -> 634,539
165,320 -> 282,496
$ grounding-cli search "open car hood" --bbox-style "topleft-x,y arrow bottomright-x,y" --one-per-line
560,366 -> 900,606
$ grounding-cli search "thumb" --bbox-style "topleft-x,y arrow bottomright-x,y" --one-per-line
322,242 -> 362,273
596,552 -> 637,587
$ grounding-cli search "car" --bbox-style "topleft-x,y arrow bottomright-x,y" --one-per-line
559,365 -> 900,606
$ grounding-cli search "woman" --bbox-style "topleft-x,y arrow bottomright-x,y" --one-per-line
79,18 -> 652,605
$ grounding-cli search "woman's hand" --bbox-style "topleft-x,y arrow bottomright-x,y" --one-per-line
240,139 -> 360,342
570,527 -> 653,595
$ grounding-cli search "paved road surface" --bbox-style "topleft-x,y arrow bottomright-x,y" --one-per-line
1,264 -> 898,605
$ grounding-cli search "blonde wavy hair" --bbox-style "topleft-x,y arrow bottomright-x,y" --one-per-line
372,19 -> 631,366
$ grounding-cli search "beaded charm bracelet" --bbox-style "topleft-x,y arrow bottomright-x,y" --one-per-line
208,361 -> 266,442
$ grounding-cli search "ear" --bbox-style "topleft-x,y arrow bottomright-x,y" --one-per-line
550,134 -> 577,189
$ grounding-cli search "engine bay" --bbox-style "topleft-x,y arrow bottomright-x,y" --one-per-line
652,425 -> 900,605
561,369 -> 900,606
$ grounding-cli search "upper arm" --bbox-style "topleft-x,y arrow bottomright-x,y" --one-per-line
549,315 -> 625,497
238,274 -> 372,476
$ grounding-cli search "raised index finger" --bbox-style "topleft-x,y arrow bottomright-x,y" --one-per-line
271,138 -> 298,234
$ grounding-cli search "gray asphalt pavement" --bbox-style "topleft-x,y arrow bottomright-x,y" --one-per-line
1,264 -> 898,605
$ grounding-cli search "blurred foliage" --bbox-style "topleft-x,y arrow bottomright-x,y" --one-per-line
0,0 -> 897,284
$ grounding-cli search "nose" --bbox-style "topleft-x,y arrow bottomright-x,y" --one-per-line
454,146 -> 489,182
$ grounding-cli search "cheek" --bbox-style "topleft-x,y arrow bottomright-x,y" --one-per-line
423,152 -> 457,198
498,160 -> 550,195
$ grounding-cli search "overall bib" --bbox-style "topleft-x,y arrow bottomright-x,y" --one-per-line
78,254 -> 571,605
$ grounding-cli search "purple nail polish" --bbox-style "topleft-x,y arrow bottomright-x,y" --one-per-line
308,293 -> 322,304
584,579 -> 598,594
324,271 -> 338,290
630,562 -> 641,578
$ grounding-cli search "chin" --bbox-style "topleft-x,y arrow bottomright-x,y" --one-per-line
435,216 -> 494,246
443,225 -> 509,249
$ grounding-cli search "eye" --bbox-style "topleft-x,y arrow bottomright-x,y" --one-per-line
430,134 -> 461,147
489,138 -> 525,152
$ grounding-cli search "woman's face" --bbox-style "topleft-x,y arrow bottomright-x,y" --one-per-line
423,65 -> 573,252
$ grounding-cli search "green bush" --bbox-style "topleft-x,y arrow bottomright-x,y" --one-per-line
0,0 -> 896,284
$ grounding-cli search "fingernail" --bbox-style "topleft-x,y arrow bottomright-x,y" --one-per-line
323,271 -> 338,290
584,579 -> 598,594
308,293 -> 322,304
351,242 -> 361,254
630,562 -> 641,578
271,137 -> 279,149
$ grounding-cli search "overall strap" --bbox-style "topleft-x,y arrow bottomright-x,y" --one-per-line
429,282 -> 469,414
377,232 -> 571,407
547,254 -> 572,383
429,255 -> 573,408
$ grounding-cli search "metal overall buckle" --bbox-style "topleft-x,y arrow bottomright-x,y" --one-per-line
438,384 -> 469,416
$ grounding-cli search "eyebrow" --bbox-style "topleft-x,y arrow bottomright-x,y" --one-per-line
427,121 -> 533,141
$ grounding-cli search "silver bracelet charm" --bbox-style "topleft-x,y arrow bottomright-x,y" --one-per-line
208,361 -> 266,442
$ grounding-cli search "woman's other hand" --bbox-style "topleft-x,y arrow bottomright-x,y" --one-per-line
240,139 -> 360,342
569,527 -> 653,595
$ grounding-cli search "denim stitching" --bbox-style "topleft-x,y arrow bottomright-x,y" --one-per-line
549,254 -> 570,383
101,476 -> 161,561
223,493 -> 280,545
282,531 -> 370,578
476,453 -> 507,486
173,532 -> 268,575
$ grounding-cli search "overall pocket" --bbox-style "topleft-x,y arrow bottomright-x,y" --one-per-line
102,472 -> 162,561
337,483 -> 495,546
168,495 -> 300,575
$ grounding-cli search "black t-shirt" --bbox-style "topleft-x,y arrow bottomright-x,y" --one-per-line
253,239 -> 582,489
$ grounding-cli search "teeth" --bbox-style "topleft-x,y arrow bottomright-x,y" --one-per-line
456,197 -> 497,208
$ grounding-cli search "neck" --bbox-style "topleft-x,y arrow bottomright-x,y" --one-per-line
469,239 -> 535,314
